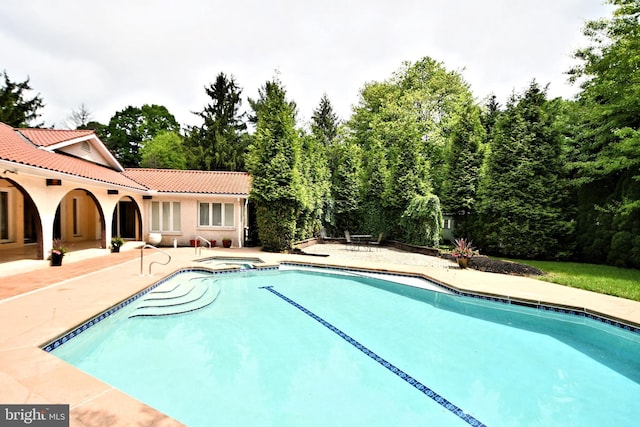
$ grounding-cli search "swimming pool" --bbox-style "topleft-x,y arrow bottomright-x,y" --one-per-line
50,268 -> 640,426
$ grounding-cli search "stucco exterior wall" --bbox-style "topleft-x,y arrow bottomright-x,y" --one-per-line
1,165 -> 248,259
143,194 -> 246,248
57,143 -> 113,167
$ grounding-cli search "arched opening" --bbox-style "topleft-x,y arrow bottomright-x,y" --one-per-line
0,177 -> 44,261
53,189 -> 106,250
111,196 -> 142,241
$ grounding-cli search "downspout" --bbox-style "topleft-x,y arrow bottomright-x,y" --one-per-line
244,197 -> 249,248
236,197 -> 243,248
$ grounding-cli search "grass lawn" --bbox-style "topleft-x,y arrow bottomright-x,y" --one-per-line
512,259 -> 640,302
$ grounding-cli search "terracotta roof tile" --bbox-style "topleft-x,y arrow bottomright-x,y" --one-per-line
0,123 -> 147,190
18,127 -> 95,147
122,168 -> 250,195
1,123 -> 250,195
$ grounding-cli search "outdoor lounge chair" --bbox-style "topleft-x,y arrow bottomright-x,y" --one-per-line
369,232 -> 384,249
344,230 -> 355,250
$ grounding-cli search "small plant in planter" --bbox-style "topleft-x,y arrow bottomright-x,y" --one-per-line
222,237 -> 232,248
50,239 -> 68,266
451,238 -> 475,268
111,236 -> 125,253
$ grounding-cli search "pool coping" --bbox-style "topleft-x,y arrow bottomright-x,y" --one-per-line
1,246 -> 640,426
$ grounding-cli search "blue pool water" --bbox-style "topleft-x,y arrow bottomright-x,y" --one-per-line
51,269 -> 640,426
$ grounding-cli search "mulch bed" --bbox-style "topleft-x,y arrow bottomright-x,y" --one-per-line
441,254 -> 545,276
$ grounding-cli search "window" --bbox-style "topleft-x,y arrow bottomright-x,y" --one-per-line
198,202 -> 234,227
0,191 -> 8,240
224,204 -> 234,227
151,201 -> 181,232
443,218 -> 453,230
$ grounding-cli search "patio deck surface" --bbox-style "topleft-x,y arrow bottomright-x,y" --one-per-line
1,243 -> 639,426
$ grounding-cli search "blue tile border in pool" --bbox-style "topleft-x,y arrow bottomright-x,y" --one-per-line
41,266 -> 279,352
280,261 -> 640,336
260,285 -> 487,427
42,262 -> 639,353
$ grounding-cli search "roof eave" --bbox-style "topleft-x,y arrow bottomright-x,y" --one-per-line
0,159 -> 149,193
47,134 -> 124,172
152,191 -> 249,197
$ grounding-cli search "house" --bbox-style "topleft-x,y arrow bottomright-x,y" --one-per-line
0,121 -> 251,262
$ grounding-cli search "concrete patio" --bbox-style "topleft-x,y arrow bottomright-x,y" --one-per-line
1,243 -> 639,426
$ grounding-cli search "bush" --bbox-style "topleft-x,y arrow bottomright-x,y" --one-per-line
608,231 -> 633,267
401,194 -> 442,247
256,204 -> 296,252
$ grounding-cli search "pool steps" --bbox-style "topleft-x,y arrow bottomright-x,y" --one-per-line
130,277 -> 220,317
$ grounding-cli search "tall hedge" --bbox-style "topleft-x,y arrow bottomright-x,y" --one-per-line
245,79 -> 302,252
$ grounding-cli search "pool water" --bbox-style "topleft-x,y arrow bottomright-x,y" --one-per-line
52,269 -> 640,426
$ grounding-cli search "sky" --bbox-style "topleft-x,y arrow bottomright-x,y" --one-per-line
0,0 -> 612,130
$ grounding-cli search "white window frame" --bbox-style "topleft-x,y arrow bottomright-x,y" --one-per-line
198,202 -> 235,228
150,201 -> 181,232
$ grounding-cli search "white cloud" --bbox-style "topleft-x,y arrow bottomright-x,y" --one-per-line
0,0 -> 611,129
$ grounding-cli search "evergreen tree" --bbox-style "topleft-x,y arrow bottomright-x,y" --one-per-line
479,94 -> 501,140
347,81 -> 395,235
329,138 -> 362,234
311,93 -> 340,146
476,81 -> 572,259
297,132 -> 331,240
304,95 -> 337,236
441,102 -> 485,238
187,73 -> 248,171
245,78 -> 302,251
0,70 -> 44,127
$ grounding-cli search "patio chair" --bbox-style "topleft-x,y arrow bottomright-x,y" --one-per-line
369,232 -> 384,250
344,230 -> 355,250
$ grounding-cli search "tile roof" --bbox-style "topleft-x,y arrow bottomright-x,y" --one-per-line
18,127 -> 95,147
122,168 -> 251,195
1,123 -> 251,196
0,122 -> 148,190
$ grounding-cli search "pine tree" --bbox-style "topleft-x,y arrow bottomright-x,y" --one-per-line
476,81 -> 572,259
188,73 -> 248,171
311,93 -> 340,146
441,102 -> 485,220
303,95 -> 336,236
0,70 -> 44,127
